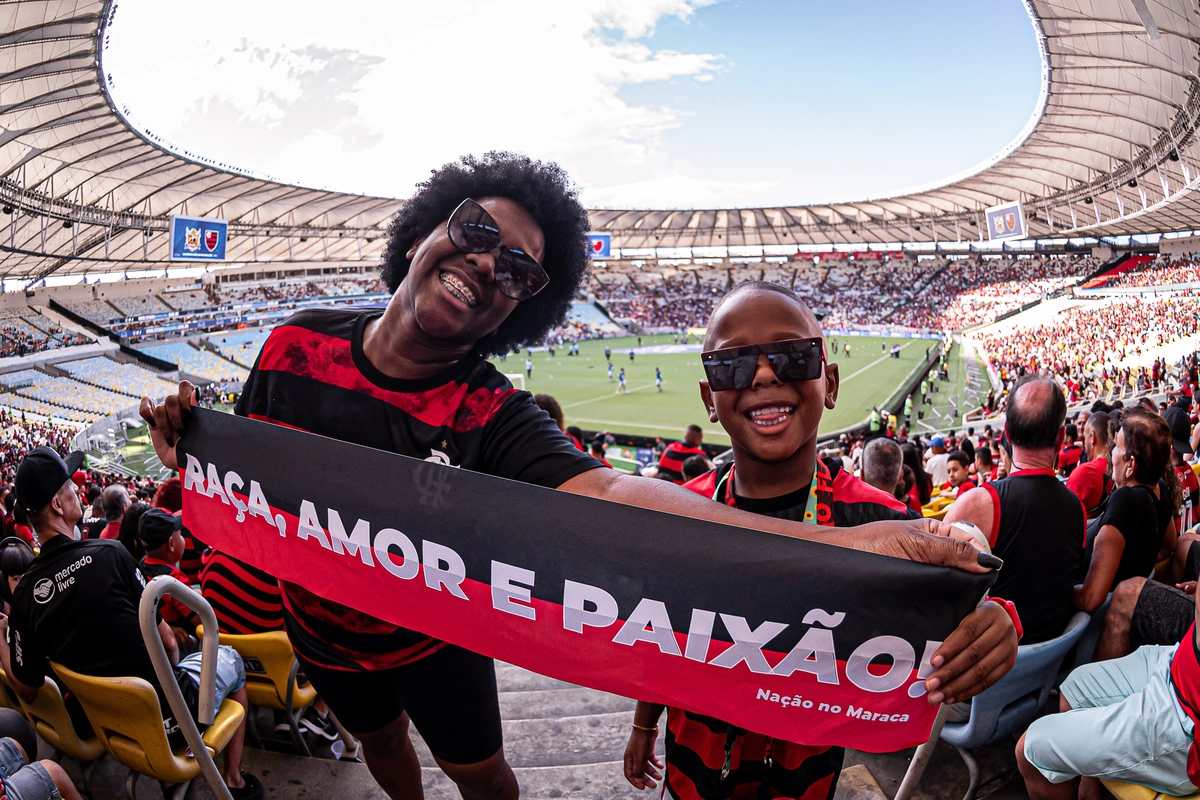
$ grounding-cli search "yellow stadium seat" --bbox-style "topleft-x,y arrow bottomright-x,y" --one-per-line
51,661 -> 244,786
0,666 -> 25,714
1101,780 -> 1200,800
197,625 -> 316,755
924,506 -> 951,521
1192,463 -> 1200,478
17,675 -> 104,796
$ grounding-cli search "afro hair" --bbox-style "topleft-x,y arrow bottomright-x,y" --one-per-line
380,152 -> 591,357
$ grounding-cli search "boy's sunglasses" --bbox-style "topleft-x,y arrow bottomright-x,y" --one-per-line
701,337 -> 825,392
446,198 -> 550,302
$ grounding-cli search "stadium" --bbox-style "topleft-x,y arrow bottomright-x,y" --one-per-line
2,0 -> 1200,798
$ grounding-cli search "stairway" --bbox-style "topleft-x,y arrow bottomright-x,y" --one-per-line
414,662 -> 651,798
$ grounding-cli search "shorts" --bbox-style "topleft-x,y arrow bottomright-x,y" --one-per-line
1023,645 -> 1198,796
1131,580 -> 1195,649
296,644 -> 502,766
175,644 -> 246,714
0,739 -> 59,800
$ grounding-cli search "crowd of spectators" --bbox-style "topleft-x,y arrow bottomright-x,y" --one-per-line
0,310 -> 91,357
1101,254 -> 1200,289
588,254 -> 1096,333
976,295 -> 1200,403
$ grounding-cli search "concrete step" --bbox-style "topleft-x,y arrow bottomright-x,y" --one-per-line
499,687 -> 637,720
410,710 -> 662,770
495,662 -> 577,692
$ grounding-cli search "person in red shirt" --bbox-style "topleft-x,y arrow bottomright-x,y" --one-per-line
589,437 -> 613,469
946,450 -> 976,496
1056,422 -> 1083,477
974,448 -> 995,485
136,509 -> 199,648
1165,407 -> 1200,532
1066,411 -> 1112,517
656,425 -> 706,483
98,484 -> 128,540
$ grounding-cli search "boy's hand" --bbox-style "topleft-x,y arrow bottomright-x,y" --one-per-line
624,727 -> 663,790
1179,581 -> 1198,596
923,600 -> 1018,705
139,381 -> 196,471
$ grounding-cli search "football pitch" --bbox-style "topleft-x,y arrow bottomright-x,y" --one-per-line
495,334 -> 935,445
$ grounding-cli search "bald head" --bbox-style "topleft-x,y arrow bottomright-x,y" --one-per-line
1006,375 -> 1066,450
707,282 -> 822,350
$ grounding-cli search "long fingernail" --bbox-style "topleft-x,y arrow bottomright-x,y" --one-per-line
977,552 -> 1004,569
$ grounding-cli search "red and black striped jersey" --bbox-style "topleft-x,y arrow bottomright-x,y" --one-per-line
658,441 -> 707,483
234,308 -> 600,671
199,550 -> 284,635
667,457 -> 916,800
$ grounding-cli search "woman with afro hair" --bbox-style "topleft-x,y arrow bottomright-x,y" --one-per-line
142,152 -> 1012,800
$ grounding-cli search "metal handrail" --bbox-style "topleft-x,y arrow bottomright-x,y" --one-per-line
138,575 -> 233,800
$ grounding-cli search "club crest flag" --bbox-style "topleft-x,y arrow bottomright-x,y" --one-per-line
984,201 -> 1026,242
587,233 -> 612,259
179,409 -> 993,752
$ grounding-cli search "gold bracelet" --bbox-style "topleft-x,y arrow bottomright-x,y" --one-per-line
631,723 -> 658,733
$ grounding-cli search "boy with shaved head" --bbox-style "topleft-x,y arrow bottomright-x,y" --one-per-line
623,282 -> 1019,799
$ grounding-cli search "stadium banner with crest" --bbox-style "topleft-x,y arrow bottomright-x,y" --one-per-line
587,232 -> 612,259
984,201 -> 1026,242
170,214 -> 228,262
179,408 -> 994,752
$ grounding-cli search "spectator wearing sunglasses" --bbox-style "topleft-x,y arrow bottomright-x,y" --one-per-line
624,282 -> 1019,799
141,154 -> 1007,800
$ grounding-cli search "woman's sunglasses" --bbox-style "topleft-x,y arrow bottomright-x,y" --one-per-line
446,199 -> 550,302
701,337 -> 825,392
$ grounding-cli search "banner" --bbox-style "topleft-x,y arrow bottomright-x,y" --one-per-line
179,409 -> 993,752
984,201 -> 1026,242
170,214 -> 228,262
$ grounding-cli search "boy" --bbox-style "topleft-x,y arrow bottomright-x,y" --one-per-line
945,451 -> 976,497
138,508 -> 200,649
623,283 -> 1018,799
616,368 -> 628,395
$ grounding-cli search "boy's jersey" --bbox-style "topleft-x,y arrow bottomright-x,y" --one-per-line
668,458 -> 914,799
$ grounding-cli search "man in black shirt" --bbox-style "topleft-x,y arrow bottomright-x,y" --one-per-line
946,376 -> 1086,644
0,448 -> 261,800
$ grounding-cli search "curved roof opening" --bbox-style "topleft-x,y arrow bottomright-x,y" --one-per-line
102,0 -> 1043,209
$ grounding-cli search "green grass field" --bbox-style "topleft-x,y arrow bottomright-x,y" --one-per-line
102,333 -> 942,475
493,334 -> 934,445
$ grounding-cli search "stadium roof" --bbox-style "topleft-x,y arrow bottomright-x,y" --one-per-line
2,0 -> 1200,282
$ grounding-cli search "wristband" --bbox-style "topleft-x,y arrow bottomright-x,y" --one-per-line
631,723 -> 658,733
986,597 -> 1023,641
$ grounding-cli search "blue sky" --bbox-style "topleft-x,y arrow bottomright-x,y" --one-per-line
104,0 -> 1041,208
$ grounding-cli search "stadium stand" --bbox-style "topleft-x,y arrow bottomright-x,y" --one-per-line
0,309 -> 91,356
137,342 -> 250,383
159,289 -> 213,311
60,299 -> 121,324
15,375 -> 136,417
1099,254 -> 1200,288
207,329 -> 273,368
107,294 -> 172,317
56,357 -> 176,399
0,370 -> 51,390
975,295 -> 1200,402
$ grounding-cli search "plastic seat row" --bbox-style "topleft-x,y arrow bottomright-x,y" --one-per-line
57,357 -> 176,399
138,343 -> 250,383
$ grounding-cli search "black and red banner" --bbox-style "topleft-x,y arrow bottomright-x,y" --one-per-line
179,409 -> 993,752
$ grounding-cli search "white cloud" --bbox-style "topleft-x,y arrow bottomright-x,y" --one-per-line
103,0 -> 727,205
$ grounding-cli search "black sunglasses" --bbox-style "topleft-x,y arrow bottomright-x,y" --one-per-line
446,199 -> 550,302
701,337 -> 825,392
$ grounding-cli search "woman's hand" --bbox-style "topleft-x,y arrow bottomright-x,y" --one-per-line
923,600 -> 1018,705
623,726 -> 663,790
138,381 -> 196,471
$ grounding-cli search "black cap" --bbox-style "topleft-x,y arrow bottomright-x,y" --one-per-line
1164,406 -> 1194,455
138,508 -> 181,551
13,447 -> 85,517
